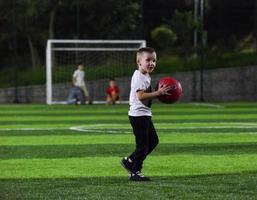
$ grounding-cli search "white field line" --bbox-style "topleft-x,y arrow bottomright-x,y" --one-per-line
166,126 -> 257,129
1,122 -> 257,133
75,122 -> 257,127
69,126 -> 257,135
69,126 -> 131,133
69,123 -> 257,133
189,103 -> 225,108
0,128 -> 67,131
69,127 -> 257,135
69,126 -> 257,130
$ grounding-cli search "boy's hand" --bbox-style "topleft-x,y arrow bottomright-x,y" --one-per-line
157,84 -> 171,96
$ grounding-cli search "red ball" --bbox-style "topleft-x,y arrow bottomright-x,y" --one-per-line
156,77 -> 183,104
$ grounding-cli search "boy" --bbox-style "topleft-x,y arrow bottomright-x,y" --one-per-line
106,78 -> 120,104
121,47 -> 170,181
72,63 -> 92,104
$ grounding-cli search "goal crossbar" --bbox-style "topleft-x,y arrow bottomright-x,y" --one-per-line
52,48 -> 139,51
47,39 -> 146,44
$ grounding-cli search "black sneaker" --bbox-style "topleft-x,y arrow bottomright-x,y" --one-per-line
120,157 -> 133,173
129,171 -> 151,182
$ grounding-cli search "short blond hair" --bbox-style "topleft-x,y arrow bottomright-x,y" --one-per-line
136,47 -> 156,64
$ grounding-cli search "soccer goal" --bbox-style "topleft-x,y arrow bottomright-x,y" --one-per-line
46,39 -> 146,104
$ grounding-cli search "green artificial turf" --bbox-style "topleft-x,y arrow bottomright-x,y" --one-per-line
0,102 -> 257,199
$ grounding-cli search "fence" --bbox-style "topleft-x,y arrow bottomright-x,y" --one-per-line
0,66 -> 256,103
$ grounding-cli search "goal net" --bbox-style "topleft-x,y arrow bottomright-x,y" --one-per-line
46,39 -> 146,104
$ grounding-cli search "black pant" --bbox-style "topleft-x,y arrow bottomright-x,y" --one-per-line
128,116 -> 159,172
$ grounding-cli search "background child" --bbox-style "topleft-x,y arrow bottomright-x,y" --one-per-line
106,78 -> 120,104
72,63 -> 92,104
121,47 -> 170,181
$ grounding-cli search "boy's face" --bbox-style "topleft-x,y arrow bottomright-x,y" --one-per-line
78,65 -> 84,70
137,51 -> 157,74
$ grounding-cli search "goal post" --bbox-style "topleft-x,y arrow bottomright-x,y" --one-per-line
46,39 -> 146,104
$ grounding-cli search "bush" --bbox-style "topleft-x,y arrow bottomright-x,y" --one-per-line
150,25 -> 177,50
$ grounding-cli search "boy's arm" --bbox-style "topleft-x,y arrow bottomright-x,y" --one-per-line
137,85 -> 171,101
137,90 -> 161,100
72,71 -> 77,85
72,77 -> 76,85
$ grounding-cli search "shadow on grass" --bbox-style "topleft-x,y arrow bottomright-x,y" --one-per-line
1,143 -> 257,159
1,172 -> 257,200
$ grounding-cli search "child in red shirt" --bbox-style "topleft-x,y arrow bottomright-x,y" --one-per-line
106,78 -> 120,104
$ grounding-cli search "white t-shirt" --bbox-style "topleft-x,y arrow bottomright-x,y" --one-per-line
73,69 -> 85,87
128,70 -> 152,116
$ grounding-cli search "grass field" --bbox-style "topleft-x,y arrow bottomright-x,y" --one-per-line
1,102 -> 257,199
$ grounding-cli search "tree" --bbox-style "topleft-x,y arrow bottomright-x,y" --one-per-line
170,10 -> 195,56
254,0 -> 257,52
